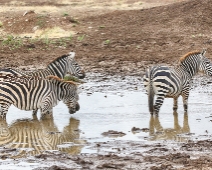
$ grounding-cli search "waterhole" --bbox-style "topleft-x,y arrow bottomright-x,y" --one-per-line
1,76 -> 212,157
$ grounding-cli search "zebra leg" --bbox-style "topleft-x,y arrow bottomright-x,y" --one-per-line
32,109 -> 38,116
40,109 -> 53,119
154,95 -> 166,116
182,95 -> 189,112
0,103 -> 10,120
173,97 -> 178,110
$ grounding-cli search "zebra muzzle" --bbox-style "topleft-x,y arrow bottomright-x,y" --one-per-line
69,102 -> 80,114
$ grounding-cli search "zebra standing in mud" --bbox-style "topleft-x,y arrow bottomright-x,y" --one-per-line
0,51 -> 85,115
143,49 -> 212,115
0,74 -> 79,119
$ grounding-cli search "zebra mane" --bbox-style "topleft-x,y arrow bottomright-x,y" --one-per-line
47,54 -> 69,66
47,75 -> 78,85
47,52 -> 75,66
179,51 -> 200,63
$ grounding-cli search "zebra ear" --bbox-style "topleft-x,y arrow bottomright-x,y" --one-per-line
201,49 -> 207,56
68,52 -> 75,59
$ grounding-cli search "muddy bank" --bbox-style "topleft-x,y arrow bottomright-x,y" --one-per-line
1,138 -> 212,169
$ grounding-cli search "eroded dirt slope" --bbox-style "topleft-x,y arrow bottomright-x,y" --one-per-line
1,0 -> 211,77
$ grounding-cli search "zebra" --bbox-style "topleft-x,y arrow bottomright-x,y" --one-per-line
0,51 -> 84,115
0,74 -> 79,120
0,51 -> 85,79
143,49 -> 212,115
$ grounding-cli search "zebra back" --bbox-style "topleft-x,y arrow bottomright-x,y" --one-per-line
0,68 -> 28,76
0,52 -> 85,79
28,52 -> 85,79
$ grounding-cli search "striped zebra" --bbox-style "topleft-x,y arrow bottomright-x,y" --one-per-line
0,52 -> 84,115
0,52 -> 85,79
0,74 -> 79,119
143,49 -> 212,115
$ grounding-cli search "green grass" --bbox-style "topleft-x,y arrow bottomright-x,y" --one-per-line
104,39 -> 110,45
1,35 -> 23,49
77,35 -> 85,41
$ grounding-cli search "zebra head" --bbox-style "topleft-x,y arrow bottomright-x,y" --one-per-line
60,79 -> 80,114
199,49 -> 212,76
67,52 -> 85,79
47,76 -> 80,114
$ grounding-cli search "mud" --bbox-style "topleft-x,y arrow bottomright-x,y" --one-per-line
0,0 -> 212,169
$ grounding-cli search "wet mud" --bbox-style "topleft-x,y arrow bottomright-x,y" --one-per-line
0,74 -> 212,169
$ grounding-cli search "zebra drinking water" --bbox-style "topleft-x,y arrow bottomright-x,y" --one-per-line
0,51 -> 85,115
0,74 -> 79,119
143,49 -> 212,115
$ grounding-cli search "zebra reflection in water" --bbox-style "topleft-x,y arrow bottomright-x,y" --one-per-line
0,116 -> 83,158
149,111 -> 190,142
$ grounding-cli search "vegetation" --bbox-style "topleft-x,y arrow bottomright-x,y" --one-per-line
104,39 -> 110,45
77,35 -> 85,41
36,15 -> 47,28
0,32 -> 86,51
1,35 -> 23,50
64,75 -> 85,83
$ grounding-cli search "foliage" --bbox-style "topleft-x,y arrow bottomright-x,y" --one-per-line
1,35 -> 23,49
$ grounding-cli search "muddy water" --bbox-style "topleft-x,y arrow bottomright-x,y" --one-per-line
2,79 -> 212,157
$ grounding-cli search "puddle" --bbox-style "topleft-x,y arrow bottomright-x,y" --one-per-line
1,76 -> 212,157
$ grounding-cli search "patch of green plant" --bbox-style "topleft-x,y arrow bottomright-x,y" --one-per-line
43,35 -> 50,45
69,33 -> 73,41
36,15 -> 47,28
63,12 -> 69,17
64,75 -> 84,83
58,38 -> 67,47
77,35 -> 85,41
1,35 -> 23,49
104,39 -> 110,45
99,25 -> 105,29
0,22 -> 3,27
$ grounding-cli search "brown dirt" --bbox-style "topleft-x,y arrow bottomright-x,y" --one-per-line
1,0 -> 212,169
